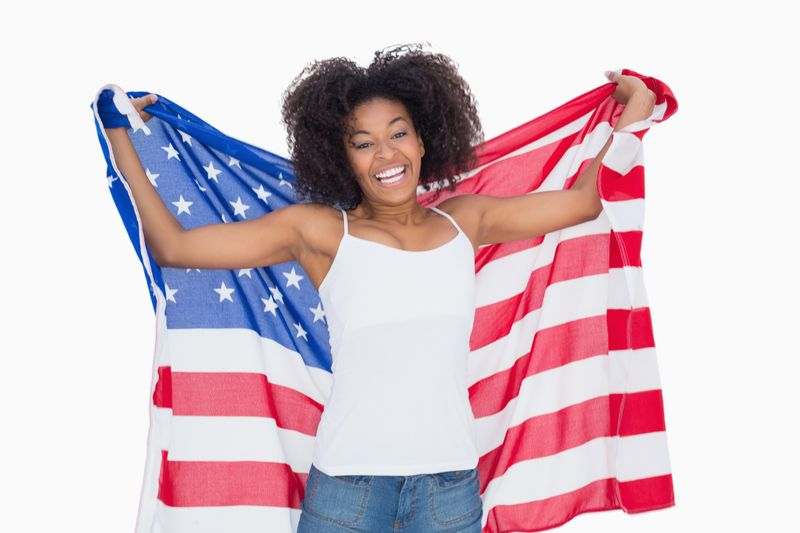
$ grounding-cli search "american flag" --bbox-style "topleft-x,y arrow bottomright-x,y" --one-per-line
90,67 -> 677,533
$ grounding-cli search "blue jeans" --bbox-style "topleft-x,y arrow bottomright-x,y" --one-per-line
298,463 -> 483,532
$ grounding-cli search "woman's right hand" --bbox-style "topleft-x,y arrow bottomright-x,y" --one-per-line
131,93 -> 158,122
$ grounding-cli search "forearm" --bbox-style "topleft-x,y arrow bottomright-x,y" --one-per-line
572,90 -> 654,208
105,127 -> 185,264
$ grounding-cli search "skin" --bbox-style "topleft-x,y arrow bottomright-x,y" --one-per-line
103,71 -> 655,291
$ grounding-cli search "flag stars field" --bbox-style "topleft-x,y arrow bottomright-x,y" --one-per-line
230,196 -> 251,218
172,195 -> 193,215
268,285 -> 284,304
165,284 -> 178,303
282,267 -> 304,290
309,302 -> 326,324
162,142 -> 180,160
228,156 -> 241,168
204,161 -> 222,182
293,322 -> 308,340
252,184 -> 272,204
261,295 -> 279,316
213,281 -> 235,303
278,172 -> 293,188
178,130 -> 193,146
146,168 -> 160,187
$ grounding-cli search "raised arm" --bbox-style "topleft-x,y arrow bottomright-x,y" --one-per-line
103,94 -> 305,269
444,74 -> 655,246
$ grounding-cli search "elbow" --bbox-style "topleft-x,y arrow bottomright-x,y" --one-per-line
583,194 -> 603,221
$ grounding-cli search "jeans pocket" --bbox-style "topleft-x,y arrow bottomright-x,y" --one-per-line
304,465 -> 372,526
430,468 -> 482,526
434,467 -> 477,487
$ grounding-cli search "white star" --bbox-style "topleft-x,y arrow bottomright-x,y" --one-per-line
228,156 -> 241,168
261,295 -> 279,316
278,172 -> 293,188
309,302 -> 326,324
146,168 -> 160,188
293,321 -> 308,340
162,142 -> 180,160
252,184 -> 272,204
178,130 -> 193,146
268,285 -> 284,304
107,175 -> 117,188
238,268 -> 253,278
185,268 -> 201,273
230,196 -> 251,218
282,267 -> 304,290
165,284 -> 178,303
172,195 -> 193,215
222,214 -> 228,223
204,161 -> 222,182
193,178 -> 207,192
213,281 -> 235,303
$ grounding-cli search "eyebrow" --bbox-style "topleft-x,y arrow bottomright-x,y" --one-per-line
348,116 -> 408,139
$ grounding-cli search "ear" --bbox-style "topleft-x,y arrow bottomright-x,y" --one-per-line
418,137 -> 425,157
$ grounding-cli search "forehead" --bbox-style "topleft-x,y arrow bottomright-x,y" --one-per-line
347,98 -> 411,132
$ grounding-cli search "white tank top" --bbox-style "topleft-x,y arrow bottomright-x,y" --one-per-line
313,206 -> 480,476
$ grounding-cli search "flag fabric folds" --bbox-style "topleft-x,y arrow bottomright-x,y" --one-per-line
90,68 -> 677,533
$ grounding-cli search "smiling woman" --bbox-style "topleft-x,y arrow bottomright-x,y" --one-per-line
280,42 -> 483,210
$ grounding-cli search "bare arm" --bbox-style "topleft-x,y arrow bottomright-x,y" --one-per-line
443,75 -> 656,246
103,94 -> 304,269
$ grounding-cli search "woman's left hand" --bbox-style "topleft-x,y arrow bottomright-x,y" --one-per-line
604,70 -> 655,106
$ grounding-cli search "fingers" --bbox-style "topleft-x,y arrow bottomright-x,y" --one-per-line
604,70 -> 619,82
132,93 -> 158,111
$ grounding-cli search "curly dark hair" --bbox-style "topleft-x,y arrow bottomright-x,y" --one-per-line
280,42 -> 484,210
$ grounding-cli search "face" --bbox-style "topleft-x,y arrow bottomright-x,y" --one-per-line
343,97 -> 425,205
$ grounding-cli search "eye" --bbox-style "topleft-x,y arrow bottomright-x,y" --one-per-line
393,130 -> 407,138
355,142 -> 370,150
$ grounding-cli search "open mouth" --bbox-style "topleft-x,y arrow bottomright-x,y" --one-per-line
374,165 -> 407,187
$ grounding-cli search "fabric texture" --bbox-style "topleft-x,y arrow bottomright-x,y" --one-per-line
89,67 -> 678,533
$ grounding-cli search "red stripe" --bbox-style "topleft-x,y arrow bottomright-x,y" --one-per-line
609,229 -> 643,268
470,232 -> 612,350
157,450 -> 308,508
470,315 -> 610,417
476,391 -> 667,481
152,371 -> 323,435
607,307 -> 656,351
598,163 -> 645,202
482,475 -> 674,533
152,365 -> 172,408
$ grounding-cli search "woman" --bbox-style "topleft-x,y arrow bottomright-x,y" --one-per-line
104,43 -> 655,533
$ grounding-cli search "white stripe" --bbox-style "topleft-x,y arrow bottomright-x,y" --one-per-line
166,416 -> 315,472
474,199 -> 644,307
151,500 -> 300,533
144,347 -> 662,464
480,432 -> 672,526
474,349 -> 665,455
602,130 -> 644,175
469,273 -> 610,383
164,327 -> 332,404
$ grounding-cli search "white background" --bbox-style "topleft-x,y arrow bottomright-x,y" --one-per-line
2,1 -> 797,531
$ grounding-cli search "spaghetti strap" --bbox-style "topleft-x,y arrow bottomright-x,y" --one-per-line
339,208 -> 349,235
430,206 -> 464,236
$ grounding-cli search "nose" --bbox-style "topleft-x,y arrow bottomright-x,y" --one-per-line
375,138 -> 397,159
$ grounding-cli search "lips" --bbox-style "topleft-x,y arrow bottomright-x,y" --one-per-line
374,165 -> 408,187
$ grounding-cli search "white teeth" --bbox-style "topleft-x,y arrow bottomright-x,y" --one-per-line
375,165 -> 405,179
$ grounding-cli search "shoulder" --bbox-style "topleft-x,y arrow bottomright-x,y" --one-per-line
435,194 -> 487,226
289,202 -> 344,256
434,194 -> 487,252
